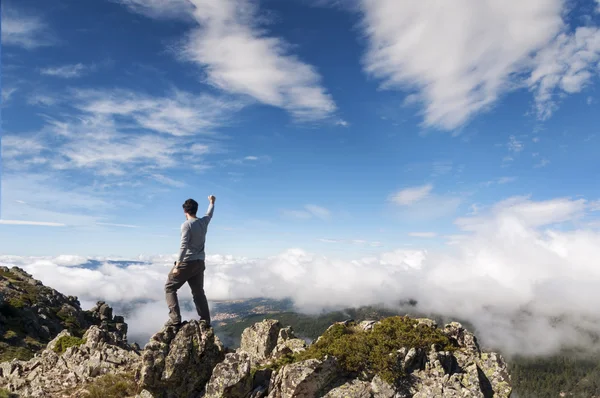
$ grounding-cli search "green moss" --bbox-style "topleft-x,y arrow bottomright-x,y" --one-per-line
3,331 -> 18,340
53,335 -> 86,354
294,316 -> 456,385
0,344 -> 34,362
0,388 -> 18,398
80,373 -> 139,398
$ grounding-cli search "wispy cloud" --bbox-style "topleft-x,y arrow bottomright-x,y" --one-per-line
389,184 -> 433,206
1,5 -> 54,49
408,232 -> 437,238
481,176 -> 517,187
116,0 -> 338,121
96,222 -> 140,228
182,0 -> 337,121
150,174 -> 186,188
73,88 -> 243,136
507,135 -> 524,153
389,184 -> 463,220
2,87 -> 18,103
534,158 -> 550,168
281,205 -> 331,221
40,63 -> 89,78
3,87 -> 239,179
529,27 -> 600,119
221,155 -> 272,166
358,0 -> 600,130
0,219 -> 66,227
113,0 -> 194,20
431,161 -> 453,177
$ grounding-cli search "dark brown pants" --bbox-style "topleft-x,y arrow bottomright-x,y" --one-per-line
164,259 -> 210,325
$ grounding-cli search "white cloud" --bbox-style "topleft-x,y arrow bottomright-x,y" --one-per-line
389,184 -> 462,220
113,0 -> 194,20
508,135 -> 524,153
150,174 -> 186,188
0,220 -> 66,227
389,184 -> 433,205
0,173 -> 114,226
304,205 -> 331,220
3,88 -> 231,178
408,232 -> 437,238
1,5 -> 53,49
335,119 -> 349,127
282,205 -> 331,221
529,27 -> 600,119
96,222 -> 140,228
431,161 -> 453,177
73,88 -> 243,136
482,176 -> 517,187
2,87 -> 18,103
27,94 -> 58,106
455,196 -> 587,231
40,63 -> 88,78
6,195 -> 600,355
535,158 -> 551,168
116,0 -> 338,121
358,0 -> 600,130
176,0 -> 337,121
498,176 -> 517,184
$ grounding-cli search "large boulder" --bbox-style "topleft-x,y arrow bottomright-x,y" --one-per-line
205,352 -> 253,398
240,319 -> 282,364
140,321 -> 225,398
267,356 -> 341,398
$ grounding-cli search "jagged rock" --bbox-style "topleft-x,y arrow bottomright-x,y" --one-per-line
323,379 -> 372,397
442,322 -> 480,355
140,320 -> 225,398
240,319 -> 282,364
272,326 -> 306,359
267,356 -> 340,398
359,320 -> 378,331
0,320 -> 138,397
205,352 -> 253,398
371,374 -> 401,398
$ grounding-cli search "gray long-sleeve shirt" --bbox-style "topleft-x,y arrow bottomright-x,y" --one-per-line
177,203 -> 214,263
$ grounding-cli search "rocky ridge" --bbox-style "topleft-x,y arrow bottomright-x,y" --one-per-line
0,266 -> 512,397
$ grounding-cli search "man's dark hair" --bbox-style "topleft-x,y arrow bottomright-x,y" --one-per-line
182,199 -> 198,215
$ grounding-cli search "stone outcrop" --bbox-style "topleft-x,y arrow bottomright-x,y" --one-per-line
202,318 -> 512,398
0,266 -> 131,363
0,311 -> 139,397
139,321 -> 225,398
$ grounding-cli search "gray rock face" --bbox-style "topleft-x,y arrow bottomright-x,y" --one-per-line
240,319 -> 282,364
0,322 -> 138,397
205,352 -> 253,398
267,356 -> 341,398
140,321 -> 225,398
323,379 -> 372,397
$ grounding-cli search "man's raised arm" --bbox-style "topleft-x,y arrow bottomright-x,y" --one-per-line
203,195 -> 216,225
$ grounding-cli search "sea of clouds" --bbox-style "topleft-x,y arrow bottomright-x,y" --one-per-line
2,195 -> 600,357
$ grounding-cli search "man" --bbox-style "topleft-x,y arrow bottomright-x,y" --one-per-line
164,195 -> 215,328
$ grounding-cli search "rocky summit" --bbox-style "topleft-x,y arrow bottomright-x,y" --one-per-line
0,266 -> 512,397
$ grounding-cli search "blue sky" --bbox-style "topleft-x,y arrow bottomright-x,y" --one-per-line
1,0 -> 600,259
